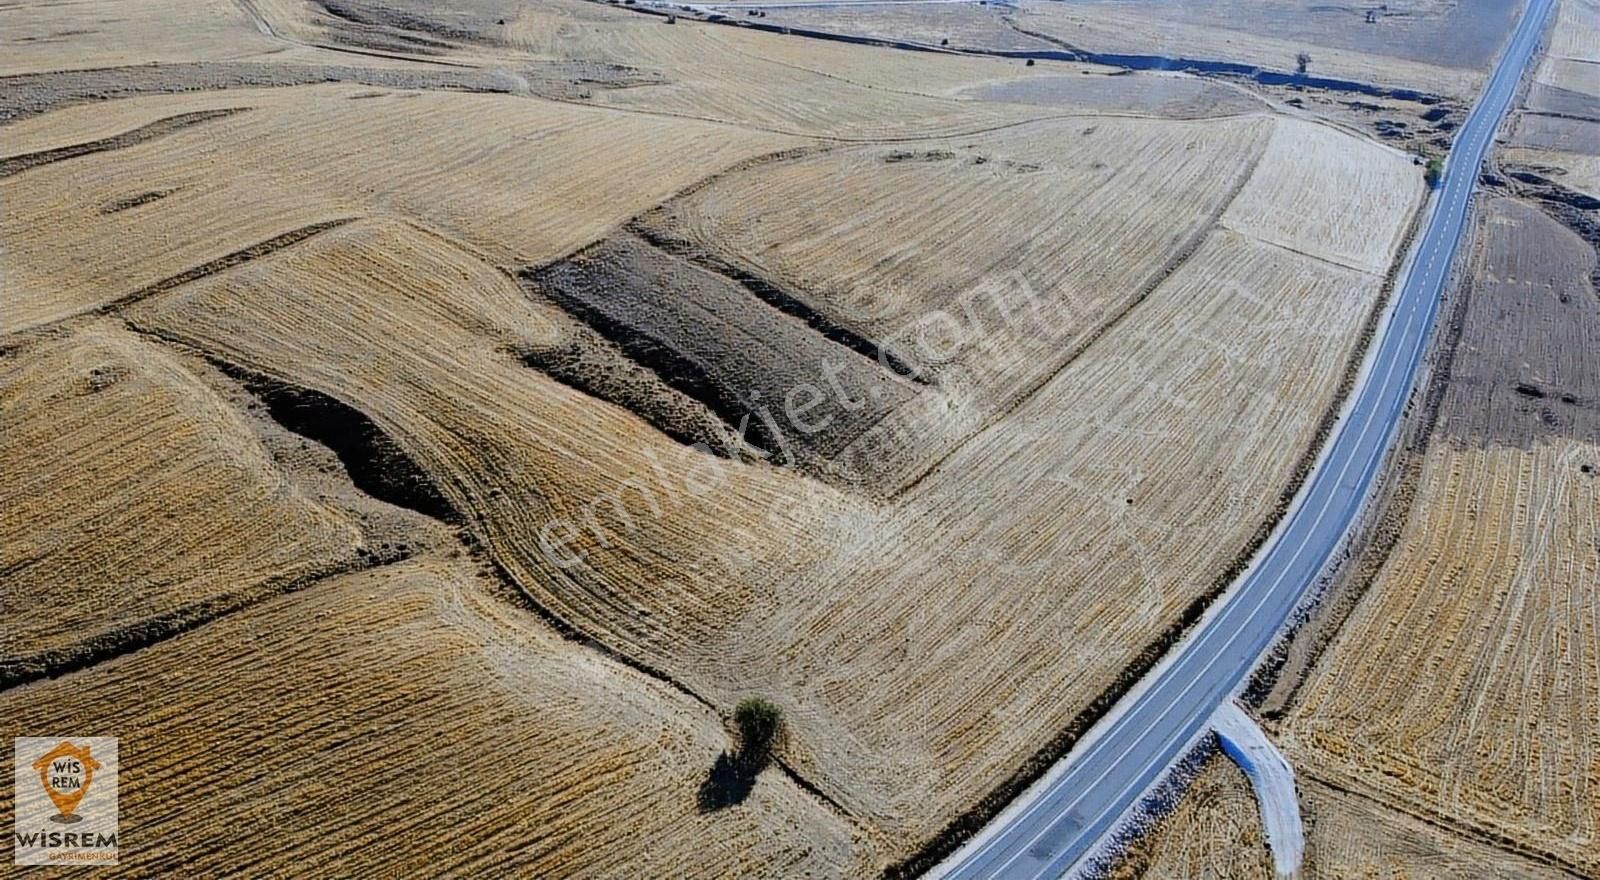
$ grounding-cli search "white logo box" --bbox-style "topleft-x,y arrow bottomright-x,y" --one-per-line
13,737 -> 119,866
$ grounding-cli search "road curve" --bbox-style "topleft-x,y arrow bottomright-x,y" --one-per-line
932,1 -> 1555,876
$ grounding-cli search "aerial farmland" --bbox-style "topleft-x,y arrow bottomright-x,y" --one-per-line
1114,1 -> 1600,877
0,0 -> 1587,877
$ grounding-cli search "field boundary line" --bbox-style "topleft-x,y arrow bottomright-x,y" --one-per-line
1296,766 -> 1592,878
0,547 -> 408,694
0,108 -> 251,179
893,118 -> 1271,500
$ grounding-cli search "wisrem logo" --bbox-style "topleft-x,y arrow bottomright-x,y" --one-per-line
13,738 -> 119,866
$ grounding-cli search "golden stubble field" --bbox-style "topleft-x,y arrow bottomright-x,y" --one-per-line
111,113 -> 1418,851
1114,755 -> 1573,879
2,0 -> 1433,874
0,557 -> 875,877
1277,195 -> 1600,877
1118,172 -> 1599,880
0,324 -> 361,683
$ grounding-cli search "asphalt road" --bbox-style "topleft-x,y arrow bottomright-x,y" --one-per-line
933,1 -> 1555,876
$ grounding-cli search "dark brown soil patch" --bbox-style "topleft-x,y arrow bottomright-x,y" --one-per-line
211,361 -> 460,524
512,319 -> 751,459
100,188 -> 181,214
1509,113 -> 1600,156
1433,197 -> 1599,448
521,234 -> 918,476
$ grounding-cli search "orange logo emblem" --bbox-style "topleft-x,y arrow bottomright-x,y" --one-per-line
30,741 -> 101,824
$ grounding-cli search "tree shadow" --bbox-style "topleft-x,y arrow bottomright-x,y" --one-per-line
697,751 -> 759,813
699,698 -> 783,813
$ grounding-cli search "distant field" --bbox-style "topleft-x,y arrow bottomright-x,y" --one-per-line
1508,0 -> 1600,160
719,0 -> 1490,161
1007,2 -> 1489,97
0,0 -> 282,74
736,0 -> 1507,97
958,71 -> 1265,118
1506,0 -> 1600,185
1538,0 -> 1600,95
0,85 -> 801,332
1023,0 -> 1519,71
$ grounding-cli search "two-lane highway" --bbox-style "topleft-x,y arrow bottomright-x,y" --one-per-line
934,1 -> 1555,876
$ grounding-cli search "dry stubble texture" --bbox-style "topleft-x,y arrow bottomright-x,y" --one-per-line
0,323 -> 360,682
0,85 -> 800,332
643,114 -> 1279,490
1282,197 -> 1600,874
1117,755 -> 1572,878
0,0 -> 1442,869
0,558 -> 874,877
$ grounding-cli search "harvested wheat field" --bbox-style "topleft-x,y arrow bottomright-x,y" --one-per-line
1508,0 -> 1600,169
1115,755 -> 1572,879
1534,0 -> 1600,98
1109,756 -> 1270,880
719,0 -> 1501,157
745,0 -> 1057,54
0,0 -> 284,75
1505,145 -> 1600,200
1002,0 -> 1498,98
737,0 -> 1512,95
2,0 -> 1449,874
0,84 -> 802,333
1118,11 -> 1600,869
640,114 -> 1413,492
125,217 -> 851,663
0,323 -> 361,686
1126,188 -> 1599,878
958,72 -> 1265,119
1279,195 -> 1600,876
0,557 -> 874,876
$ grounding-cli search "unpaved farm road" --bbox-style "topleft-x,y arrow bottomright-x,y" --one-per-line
932,0 -> 1556,876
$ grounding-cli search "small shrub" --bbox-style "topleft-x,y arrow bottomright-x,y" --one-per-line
734,697 -> 783,765
1424,156 -> 1444,188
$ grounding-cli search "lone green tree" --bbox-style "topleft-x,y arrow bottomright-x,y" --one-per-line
1296,52 -> 1312,74
1424,156 -> 1444,188
734,697 -> 784,770
699,698 -> 785,811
